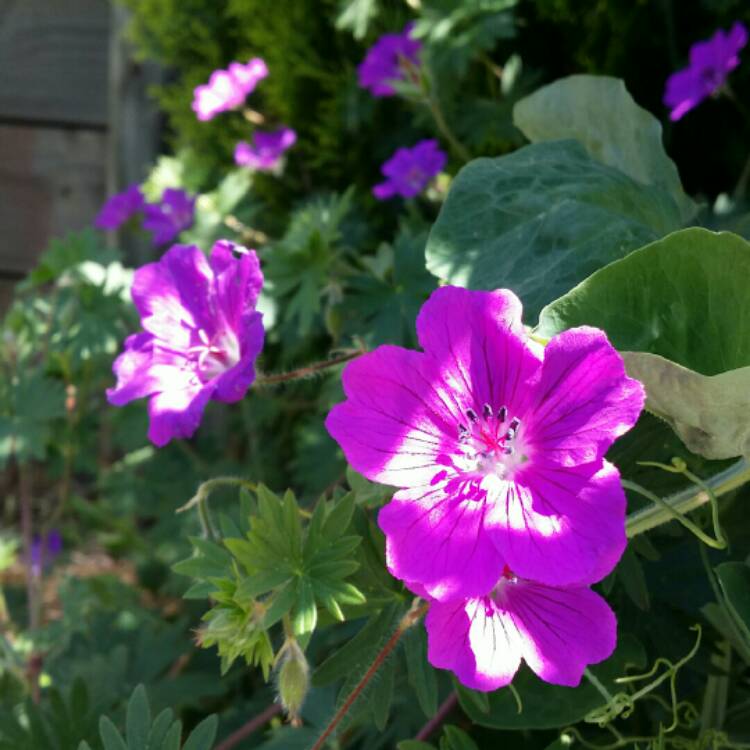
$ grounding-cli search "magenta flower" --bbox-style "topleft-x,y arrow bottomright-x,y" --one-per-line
425,568 -> 616,691
373,139 -> 447,200
143,188 -> 196,246
95,185 -> 144,230
107,241 -> 264,447
325,286 -> 644,601
664,22 -> 748,121
234,127 -> 297,171
358,22 -> 421,97
192,58 -> 269,121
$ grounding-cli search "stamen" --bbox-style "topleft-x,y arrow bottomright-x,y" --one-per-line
497,406 -> 507,422
482,403 -> 492,419
506,417 -> 521,441
466,408 -> 478,423
458,423 -> 469,441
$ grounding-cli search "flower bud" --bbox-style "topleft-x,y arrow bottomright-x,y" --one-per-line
276,638 -> 309,725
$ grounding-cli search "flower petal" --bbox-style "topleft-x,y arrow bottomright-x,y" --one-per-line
506,580 -> 617,686
147,380 -> 215,447
131,244 -> 212,345
325,345 -> 464,487
213,311 -> 264,402
489,461 -> 626,586
426,597 -> 523,691
209,242 -> 263,327
415,286 -> 541,416
379,483 -> 506,601
525,327 -> 644,467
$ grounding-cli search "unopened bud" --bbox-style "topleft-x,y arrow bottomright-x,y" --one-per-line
276,638 -> 309,725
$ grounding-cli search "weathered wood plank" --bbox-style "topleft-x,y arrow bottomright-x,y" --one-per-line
0,0 -> 110,126
0,124 -> 106,273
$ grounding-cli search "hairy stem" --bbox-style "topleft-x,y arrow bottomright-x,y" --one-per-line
311,601 -> 429,750
424,95 -> 471,162
415,691 -> 459,742
625,458 -> 750,539
214,703 -> 282,750
256,350 -> 363,386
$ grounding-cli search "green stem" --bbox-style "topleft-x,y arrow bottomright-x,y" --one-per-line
625,458 -> 750,539
177,476 -> 258,515
424,94 -> 471,162
197,498 -> 217,542
584,668 -> 615,704
622,479 -> 725,549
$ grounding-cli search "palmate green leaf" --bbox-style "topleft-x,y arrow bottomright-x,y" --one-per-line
335,0 -> 379,38
181,715 -> 218,750
537,229 -> 750,459
125,685 -> 151,750
440,725 -> 479,750
425,140 -> 682,320
513,75 -> 696,223
459,634 -> 646,730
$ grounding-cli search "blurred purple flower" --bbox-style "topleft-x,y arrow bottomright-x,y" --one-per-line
95,185 -> 144,230
30,530 -> 63,577
664,22 -> 748,121
234,127 -> 297,171
192,58 -> 269,121
373,139 -> 447,200
107,241 -> 264,447
358,22 -> 421,97
143,189 -> 196,246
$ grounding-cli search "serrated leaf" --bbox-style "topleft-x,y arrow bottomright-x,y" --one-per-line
182,715 -> 218,750
313,604 -> 403,686
406,628 -> 439,717
262,580 -> 298,628
292,580 -> 318,640
99,717 -> 128,750
371,656 -> 395,730
161,721 -> 183,750
440,725 -> 479,750
147,709 -> 174,749
126,685 -> 151,750
235,569 -> 293,601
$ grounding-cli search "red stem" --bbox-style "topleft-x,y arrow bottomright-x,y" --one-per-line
256,351 -> 362,386
310,603 -> 429,750
415,691 -> 459,742
214,703 -> 283,750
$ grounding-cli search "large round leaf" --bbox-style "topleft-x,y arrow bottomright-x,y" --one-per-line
513,75 -> 696,223
425,140 -> 682,320
537,228 -> 750,459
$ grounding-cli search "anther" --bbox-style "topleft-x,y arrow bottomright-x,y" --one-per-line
497,406 -> 508,422
506,417 -> 521,440
482,403 -> 492,419
458,423 -> 469,437
466,408 -> 478,423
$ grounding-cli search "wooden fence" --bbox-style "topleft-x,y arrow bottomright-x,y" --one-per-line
0,0 -> 162,310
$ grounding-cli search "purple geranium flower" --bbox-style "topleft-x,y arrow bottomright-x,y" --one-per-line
325,286 -> 644,601
234,127 -> 297,171
192,58 -> 269,121
664,22 -> 748,121
30,530 -> 63,577
373,139 -> 447,200
358,22 -> 421,97
143,188 -> 196,246
95,185 -> 144,230
107,241 -> 264,447
424,568 -> 616,691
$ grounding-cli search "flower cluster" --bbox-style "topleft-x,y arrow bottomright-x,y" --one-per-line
326,286 -> 644,690
373,139 -> 446,200
234,127 -> 297,172
108,241 -> 264,447
664,22 -> 748,121
357,22 -> 421,97
95,186 -> 195,247
359,26 -> 447,199
192,58 -> 269,121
